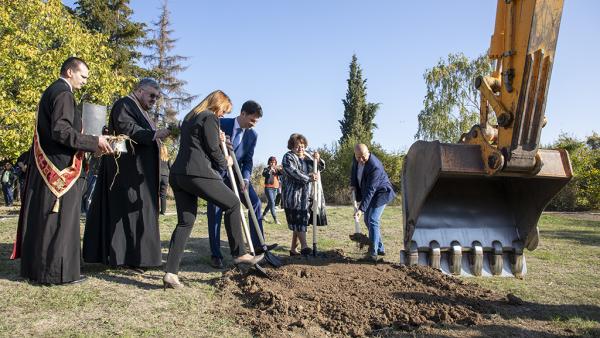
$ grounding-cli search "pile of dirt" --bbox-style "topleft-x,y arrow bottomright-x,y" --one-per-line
215,250 -> 516,337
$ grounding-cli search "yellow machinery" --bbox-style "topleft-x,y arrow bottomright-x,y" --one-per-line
400,0 -> 572,277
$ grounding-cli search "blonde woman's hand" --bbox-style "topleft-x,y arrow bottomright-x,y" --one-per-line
219,130 -> 226,143
226,155 -> 233,167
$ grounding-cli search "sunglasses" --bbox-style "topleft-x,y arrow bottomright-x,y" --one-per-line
144,89 -> 161,100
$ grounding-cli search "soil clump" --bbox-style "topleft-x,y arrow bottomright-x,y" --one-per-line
215,250 -> 518,337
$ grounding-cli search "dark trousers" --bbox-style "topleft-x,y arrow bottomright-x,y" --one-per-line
263,187 -> 278,221
2,183 -> 13,206
165,174 -> 245,274
159,175 -> 169,214
81,174 -> 97,214
207,176 -> 263,258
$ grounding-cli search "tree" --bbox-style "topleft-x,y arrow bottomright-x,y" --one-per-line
415,53 -> 494,143
72,0 -> 147,82
548,132 -> 600,211
144,0 -> 195,120
586,131 -> 600,150
0,0 -> 134,161
338,54 -> 380,145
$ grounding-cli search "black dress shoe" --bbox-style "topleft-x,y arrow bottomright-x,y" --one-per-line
378,251 -> 386,256
255,243 -> 279,255
210,257 -> 224,269
300,247 -> 312,256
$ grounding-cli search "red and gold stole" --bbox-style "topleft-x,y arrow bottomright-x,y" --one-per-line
32,106 -> 84,213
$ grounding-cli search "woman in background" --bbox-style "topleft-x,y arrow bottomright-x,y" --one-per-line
262,156 -> 283,224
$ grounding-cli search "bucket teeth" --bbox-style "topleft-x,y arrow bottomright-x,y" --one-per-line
490,241 -> 504,276
449,241 -> 462,275
429,241 -> 441,270
400,239 -> 525,277
408,241 -> 419,266
470,241 -> 483,276
511,240 -> 524,278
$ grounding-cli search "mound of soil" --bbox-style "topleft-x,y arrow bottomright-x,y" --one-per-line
215,250 -> 515,337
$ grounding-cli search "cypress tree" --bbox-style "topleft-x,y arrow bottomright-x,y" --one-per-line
339,54 -> 379,145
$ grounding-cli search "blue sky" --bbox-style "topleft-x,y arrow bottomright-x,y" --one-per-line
64,0 -> 600,165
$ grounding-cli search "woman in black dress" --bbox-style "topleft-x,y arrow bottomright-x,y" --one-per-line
163,90 -> 263,289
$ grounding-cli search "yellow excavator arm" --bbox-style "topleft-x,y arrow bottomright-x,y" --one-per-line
401,0 -> 572,277
462,0 -> 564,175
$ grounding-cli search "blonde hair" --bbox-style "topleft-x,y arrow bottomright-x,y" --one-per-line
185,90 -> 232,121
160,143 -> 169,161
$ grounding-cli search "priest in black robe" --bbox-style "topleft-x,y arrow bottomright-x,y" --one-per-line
12,57 -> 113,284
83,78 -> 170,269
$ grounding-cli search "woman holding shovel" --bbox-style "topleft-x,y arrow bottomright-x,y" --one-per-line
281,133 -> 326,256
162,90 -> 263,289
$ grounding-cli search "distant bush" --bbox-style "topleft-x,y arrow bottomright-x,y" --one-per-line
546,132 -> 600,211
317,141 -> 404,205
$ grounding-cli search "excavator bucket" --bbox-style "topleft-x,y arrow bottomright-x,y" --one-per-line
400,0 -> 571,277
400,141 -> 572,277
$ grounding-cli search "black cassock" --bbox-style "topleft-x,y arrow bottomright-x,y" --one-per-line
15,79 -> 98,284
83,95 -> 162,268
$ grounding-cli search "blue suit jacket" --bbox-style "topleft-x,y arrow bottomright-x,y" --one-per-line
350,153 -> 396,212
220,117 -> 257,181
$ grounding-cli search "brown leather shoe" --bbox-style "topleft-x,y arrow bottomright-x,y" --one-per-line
210,257 -> 224,269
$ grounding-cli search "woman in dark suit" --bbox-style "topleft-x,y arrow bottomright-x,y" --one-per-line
163,90 -> 263,289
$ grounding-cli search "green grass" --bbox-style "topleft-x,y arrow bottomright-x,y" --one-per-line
0,202 -> 598,336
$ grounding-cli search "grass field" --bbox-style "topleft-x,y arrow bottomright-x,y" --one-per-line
0,202 -> 598,336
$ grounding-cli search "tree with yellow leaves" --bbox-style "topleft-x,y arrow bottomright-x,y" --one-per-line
0,0 -> 135,160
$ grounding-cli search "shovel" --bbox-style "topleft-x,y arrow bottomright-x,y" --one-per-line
221,140 -> 269,277
349,190 -> 370,249
228,148 -> 283,268
311,155 -> 321,257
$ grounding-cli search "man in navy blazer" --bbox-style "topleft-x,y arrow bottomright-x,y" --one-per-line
350,143 -> 396,260
207,100 -> 273,268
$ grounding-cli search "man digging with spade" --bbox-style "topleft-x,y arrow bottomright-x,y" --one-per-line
350,144 -> 396,262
